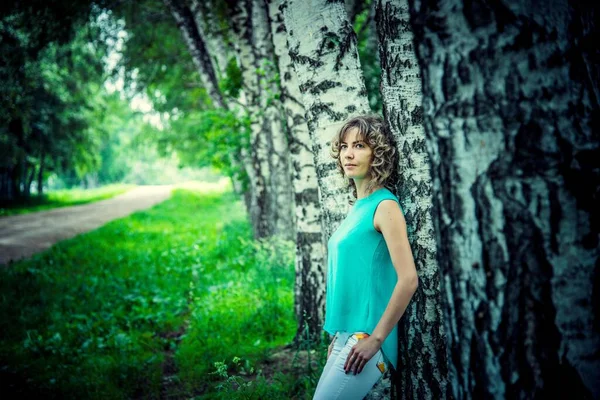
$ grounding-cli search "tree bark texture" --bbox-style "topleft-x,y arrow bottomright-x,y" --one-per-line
283,1 -> 396,398
187,0 -> 256,221
187,0 -> 252,200
167,0 -> 294,240
190,0 -> 231,79
162,0 -> 226,109
252,0 -> 296,240
229,1 -> 270,239
283,0 -> 372,241
229,0 -> 296,240
376,0 -> 450,398
268,0 -> 327,342
409,0 -> 600,398
344,0 -> 369,24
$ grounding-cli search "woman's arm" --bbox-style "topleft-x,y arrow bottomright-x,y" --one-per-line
344,199 -> 419,374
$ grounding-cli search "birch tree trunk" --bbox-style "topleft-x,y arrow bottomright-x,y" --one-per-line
376,0 -> 450,398
164,0 -> 251,213
283,0 -> 371,240
268,0 -> 326,341
188,0 -> 254,214
162,0 -> 226,109
229,5 -> 268,237
229,0 -> 295,239
189,0 -> 230,79
283,2 -> 401,398
252,0 -> 296,240
409,0 -> 600,398
165,0 -> 293,239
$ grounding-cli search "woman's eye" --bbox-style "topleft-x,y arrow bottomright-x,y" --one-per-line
356,143 -> 364,148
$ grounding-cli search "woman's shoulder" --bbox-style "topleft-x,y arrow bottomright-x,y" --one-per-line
377,187 -> 400,202
375,187 -> 403,212
355,187 -> 400,208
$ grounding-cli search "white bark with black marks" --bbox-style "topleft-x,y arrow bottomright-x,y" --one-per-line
251,0 -> 296,240
283,0 -> 371,240
376,0 -> 450,398
409,0 -> 600,398
169,0 -> 252,213
284,1 -> 397,398
189,0 -> 230,79
229,0 -> 295,239
268,0 -> 326,341
162,0 -> 226,109
229,0 -> 270,239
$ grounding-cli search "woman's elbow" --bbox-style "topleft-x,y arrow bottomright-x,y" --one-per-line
398,272 -> 419,291
408,274 -> 419,292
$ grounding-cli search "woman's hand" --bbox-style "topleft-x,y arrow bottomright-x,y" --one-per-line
344,336 -> 382,374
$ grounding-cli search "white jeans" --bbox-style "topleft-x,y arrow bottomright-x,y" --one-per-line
313,331 -> 388,400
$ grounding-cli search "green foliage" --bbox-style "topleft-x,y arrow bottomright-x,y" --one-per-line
0,6 -> 124,196
212,357 -> 298,400
92,91 -> 147,186
109,0 -> 248,184
0,188 -> 298,398
1,2 -> 194,197
113,0 -> 206,111
175,230 -> 296,390
219,57 -> 244,99
209,326 -> 330,400
140,108 -> 251,191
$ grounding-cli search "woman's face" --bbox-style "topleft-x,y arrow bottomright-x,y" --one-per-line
339,128 -> 372,180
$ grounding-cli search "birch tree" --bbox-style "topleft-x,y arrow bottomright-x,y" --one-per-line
226,0 -> 295,239
376,0 -> 450,398
187,0 -> 256,205
268,0 -> 326,341
189,0 -> 230,79
164,0 -> 295,239
162,0 -> 226,109
408,0 -> 600,398
283,1 -> 399,397
162,0 -> 253,210
283,0 -> 371,239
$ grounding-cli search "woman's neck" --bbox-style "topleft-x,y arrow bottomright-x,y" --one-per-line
354,179 -> 382,200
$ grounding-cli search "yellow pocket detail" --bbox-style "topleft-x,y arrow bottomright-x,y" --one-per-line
376,361 -> 386,373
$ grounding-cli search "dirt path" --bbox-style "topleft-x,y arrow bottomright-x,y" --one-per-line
0,185 -> 174,266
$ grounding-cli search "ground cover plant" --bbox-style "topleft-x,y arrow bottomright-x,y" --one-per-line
0,188 -> 324,399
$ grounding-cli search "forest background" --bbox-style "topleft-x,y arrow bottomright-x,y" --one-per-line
1,0 -> 598,399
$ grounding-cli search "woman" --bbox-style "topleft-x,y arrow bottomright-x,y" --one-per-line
312,115 -> 419,399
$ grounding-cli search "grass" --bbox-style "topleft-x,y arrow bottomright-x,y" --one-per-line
0,187 -> 323,399
0,183 -> 136,216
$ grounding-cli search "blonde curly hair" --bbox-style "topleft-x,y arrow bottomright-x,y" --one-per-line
330,115 -> 399,203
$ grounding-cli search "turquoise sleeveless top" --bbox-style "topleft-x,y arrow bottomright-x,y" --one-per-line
323,187 -> 401,370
